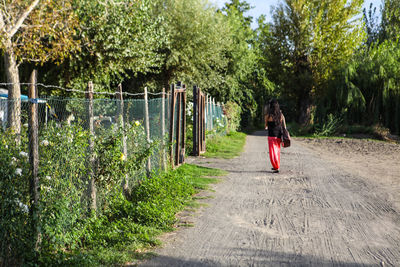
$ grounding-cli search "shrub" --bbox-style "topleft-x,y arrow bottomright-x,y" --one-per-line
0,129 -> 31,266
313,114 -> 343,137
224,101 -> 241,133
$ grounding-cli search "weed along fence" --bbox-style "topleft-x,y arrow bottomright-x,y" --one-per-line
0,79 -> 227,263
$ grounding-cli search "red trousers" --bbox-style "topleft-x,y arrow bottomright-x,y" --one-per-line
268,137 -> 281,170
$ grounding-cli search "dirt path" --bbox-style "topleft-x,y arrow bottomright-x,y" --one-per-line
140,131 -> 400,266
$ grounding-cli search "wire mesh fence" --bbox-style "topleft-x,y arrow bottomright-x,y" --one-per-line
0,81 -> 227,263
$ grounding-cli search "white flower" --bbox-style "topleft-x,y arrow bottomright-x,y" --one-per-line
15,199 -> 29,213
41,140 -> 49,146
5,145 -> 8,149
41,185 -> 52,192
135,121 -> 140,126
149,139 -> 153,144
19,151 -> 28,158
15,168 -> 22,176
11,157 -> 17,165
68,137 -> 73,143
23,123 -> 28,128
45,176 -> 51,181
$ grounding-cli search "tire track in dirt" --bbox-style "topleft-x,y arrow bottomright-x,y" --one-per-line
139,131 -> 400,266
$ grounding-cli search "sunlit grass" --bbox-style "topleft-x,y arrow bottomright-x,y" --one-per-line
203,131 -> 247,159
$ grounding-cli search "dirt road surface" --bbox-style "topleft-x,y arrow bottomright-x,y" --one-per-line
140,131 -> 400,266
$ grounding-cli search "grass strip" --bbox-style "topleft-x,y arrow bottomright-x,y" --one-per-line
203,131 -> 247,159
45,164 -> 226,266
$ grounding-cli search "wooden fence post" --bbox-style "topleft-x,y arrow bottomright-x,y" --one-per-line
144,87 -> 151,173
193,86 -> 198,156
161,88 -> 167,170
169,83 -> 176,168
201,92 -> 206,152
116,84 -> 128,192
28,69 -> 40,254
175,85 -> 181,166
86,81 -> 96,212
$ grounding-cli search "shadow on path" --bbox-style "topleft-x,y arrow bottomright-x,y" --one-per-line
139,249 -> 378,267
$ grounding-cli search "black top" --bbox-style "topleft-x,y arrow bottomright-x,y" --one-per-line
267,121 -> 282,138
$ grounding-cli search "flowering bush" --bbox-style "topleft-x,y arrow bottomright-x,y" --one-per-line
38,122 -> 90,253
0,117 -> 158,264
0,129 -> 31,266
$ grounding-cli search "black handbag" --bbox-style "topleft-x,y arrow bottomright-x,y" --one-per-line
281,126 -> 291,148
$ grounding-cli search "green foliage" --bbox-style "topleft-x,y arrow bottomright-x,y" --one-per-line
0,128 -> 31,266
204,131 -> 246,159
321,39 -> 400,134
147,0 -> 232,90
286,122 -> 314,137
44,163 -> 223,266
46,0 -> 166,91
0,116 -> 157,265
0,0 -> 81,64
267,0 -> 366,124
313,114 -> 343,137
224,101 -> 242,133
38,123 -> 89,253
0,112 -> 227,265
381,0 -> 400,41
176,164 -> 226,191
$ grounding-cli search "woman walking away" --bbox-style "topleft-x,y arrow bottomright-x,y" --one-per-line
264,99 -> 286,173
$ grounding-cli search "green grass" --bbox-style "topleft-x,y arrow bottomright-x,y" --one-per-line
44,164 -> 227,266
203,131 -> 247,159
177,163 -> 227,190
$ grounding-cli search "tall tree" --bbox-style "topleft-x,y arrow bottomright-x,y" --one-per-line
217,0 -> 260,126
0,0 -> 80,135
363,3 -> 381,46
381,0 -> 400,41
53,0 -> 166,91
150,0 -> 231,91
268,0 -> 365,124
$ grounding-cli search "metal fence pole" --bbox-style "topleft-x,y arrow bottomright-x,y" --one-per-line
86,81 -> 96,212
169,83 -> 176,168
161,88 -> 167,170
116,84 -> 128,192
181,84 -> 187,164
144,87 -> 151,173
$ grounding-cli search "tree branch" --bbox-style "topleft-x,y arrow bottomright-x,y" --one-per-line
0,9 -> 6,34
9,0 -> 40,38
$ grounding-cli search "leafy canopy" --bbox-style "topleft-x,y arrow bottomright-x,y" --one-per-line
0,0 -> 81,64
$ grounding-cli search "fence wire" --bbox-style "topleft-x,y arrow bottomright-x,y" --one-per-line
0,83 -> 227,263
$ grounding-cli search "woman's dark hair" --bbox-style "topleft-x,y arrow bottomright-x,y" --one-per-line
268,99 -> 282,125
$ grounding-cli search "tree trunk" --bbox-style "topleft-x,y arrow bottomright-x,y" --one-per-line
3,39 -> 21,137
298,92 -> 312,125
163,67 -> 172,91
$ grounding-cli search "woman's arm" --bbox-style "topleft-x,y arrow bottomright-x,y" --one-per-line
264,114 -> 269,129
282,114 -> 287,129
